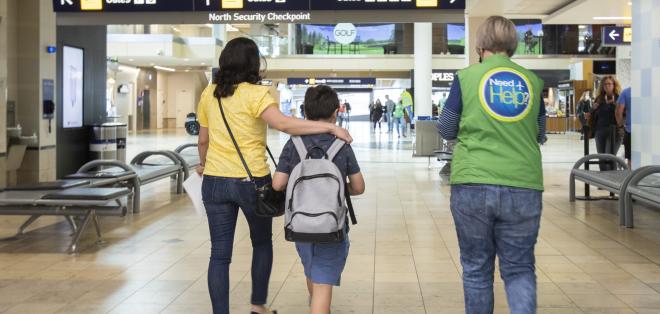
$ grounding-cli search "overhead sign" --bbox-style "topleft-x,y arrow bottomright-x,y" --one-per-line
310,0 -> 465,10
53,0 -> 465,12
602,26 -> 632,46
287,77 -> 377,86
431,70 -> 456,88
54,0 -> 194,12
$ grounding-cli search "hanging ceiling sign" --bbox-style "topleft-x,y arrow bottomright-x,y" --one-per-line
602,26 -> 632,46
53,0 -> 465,12
310,0 -> 465,10
54,0 -> 194,12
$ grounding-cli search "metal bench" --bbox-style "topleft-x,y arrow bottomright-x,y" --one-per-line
620,166 -> 660,228
65,150 -> 184,213
570,154 -> 630,200
173,143 -> 200,179
0,186 -> 131,253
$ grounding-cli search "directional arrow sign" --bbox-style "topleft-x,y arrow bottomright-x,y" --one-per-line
602,26 -> 631,46
609,29 -> 620,41
61,0 -> 73,5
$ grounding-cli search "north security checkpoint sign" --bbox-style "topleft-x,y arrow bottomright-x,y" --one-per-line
602,26 -> 632,46
53,0 -> 466,12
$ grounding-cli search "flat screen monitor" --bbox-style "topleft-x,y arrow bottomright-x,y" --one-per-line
62,45 -> 84,128
593,60 -> 616,75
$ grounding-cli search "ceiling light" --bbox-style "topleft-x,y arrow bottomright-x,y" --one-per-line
593,16 -> 632,20
128,58 -> 135,61
578,25 -> 586,29
154,65 -> 176,72
201,62 -> 206,65
628,2 -> 632,5
205,24 -> 214,28
184,58 -> 190,62
185,69 -> 190,72
172,27 -> 181,32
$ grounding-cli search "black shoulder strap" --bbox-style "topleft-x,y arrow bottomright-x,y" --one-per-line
216,93 -> 279,180
346,188 -> 357,225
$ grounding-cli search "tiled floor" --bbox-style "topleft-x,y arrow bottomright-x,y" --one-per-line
0,123 -> 659,313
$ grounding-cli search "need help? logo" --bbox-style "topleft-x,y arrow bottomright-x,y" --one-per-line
479,68 -> 534,122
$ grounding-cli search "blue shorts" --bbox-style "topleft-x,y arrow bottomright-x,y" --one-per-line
295,234 -> 350,286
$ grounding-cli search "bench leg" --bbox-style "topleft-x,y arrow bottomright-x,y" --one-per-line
17,215 -> 41,235
133,185 -> 141,214
65,216 -> 78,235
69,211 -> 94,253
624,194 -> 635,228
569,174 -> 576,202
176,170 -> 184,194
92,214 -> 105,244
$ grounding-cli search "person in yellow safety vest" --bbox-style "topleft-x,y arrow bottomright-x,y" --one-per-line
400,89 -> 414,124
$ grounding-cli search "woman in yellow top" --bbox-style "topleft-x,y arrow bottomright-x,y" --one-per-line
196,37 -> 352,314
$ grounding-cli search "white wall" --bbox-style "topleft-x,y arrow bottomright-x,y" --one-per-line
156,71 -> 168,129
113,65 -> 139,129
165,72 -> 208,128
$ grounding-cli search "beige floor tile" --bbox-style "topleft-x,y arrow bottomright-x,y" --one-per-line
5,303 -> 67,314
0,128 -> 658,313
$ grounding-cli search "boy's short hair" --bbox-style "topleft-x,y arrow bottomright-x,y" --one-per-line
304,85 -> 339,121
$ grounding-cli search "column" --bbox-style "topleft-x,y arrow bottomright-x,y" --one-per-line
14,0 -> 57,183
465,15 -> 488,66
631,0 -> 660,167
413,22 -> 432,117
0,0 -> 7,188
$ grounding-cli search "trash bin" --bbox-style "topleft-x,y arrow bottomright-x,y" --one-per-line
90,124 -> 117,161
102,123 -> 128,163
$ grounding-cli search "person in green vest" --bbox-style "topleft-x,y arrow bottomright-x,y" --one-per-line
438,16 -> 547,314
400,89 -> 414,119
393,99 -> 406,138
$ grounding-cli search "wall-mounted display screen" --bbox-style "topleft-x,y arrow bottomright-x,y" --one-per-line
514,20 -> 543,55
299,24 -> 396,55
62,46 -> 84,128
593,60 -> 616,75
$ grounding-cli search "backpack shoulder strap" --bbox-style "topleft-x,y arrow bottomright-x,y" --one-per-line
291,136 -> 308,161
326,139 -> 346,161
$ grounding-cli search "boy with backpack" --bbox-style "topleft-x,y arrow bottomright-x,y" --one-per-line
272,85 -> 365,314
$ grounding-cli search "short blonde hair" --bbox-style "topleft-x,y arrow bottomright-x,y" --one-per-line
476,16 -> 519,57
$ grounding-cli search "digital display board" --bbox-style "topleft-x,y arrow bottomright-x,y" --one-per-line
62,46 -> 84,129
53,0 -> 465,12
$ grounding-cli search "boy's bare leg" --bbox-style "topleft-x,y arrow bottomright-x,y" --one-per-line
306,277 -> 314,306
311,283 -> 332,314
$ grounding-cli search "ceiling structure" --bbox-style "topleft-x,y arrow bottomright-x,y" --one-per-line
466,0 -> 632,25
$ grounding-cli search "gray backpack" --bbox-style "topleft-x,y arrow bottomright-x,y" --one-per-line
284,136 -> 357,243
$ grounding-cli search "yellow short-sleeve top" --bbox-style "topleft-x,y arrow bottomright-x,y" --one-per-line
197,83 -> 277,178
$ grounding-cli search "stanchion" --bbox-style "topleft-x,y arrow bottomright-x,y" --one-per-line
575,124 -> 617,201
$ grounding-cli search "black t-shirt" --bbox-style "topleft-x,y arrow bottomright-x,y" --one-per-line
592,99 -> 617,132
276,134 -> 361,180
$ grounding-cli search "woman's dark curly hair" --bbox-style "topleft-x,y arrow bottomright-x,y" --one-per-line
214,37 -> 265,99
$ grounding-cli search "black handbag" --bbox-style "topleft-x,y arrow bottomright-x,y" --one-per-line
216,95 -> 285,218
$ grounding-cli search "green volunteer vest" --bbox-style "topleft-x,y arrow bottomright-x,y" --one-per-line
451,54 -> 544,191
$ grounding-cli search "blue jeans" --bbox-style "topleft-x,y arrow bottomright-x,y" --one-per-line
450,184 -> 542,314
394,116 -> 406,136
202,175 -> 274,314
387,113 -> 394,132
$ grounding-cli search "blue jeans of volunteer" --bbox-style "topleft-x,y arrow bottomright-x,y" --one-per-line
450,184 -> 542,314
394,116 -> 406,136
202,175 -> 273,314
